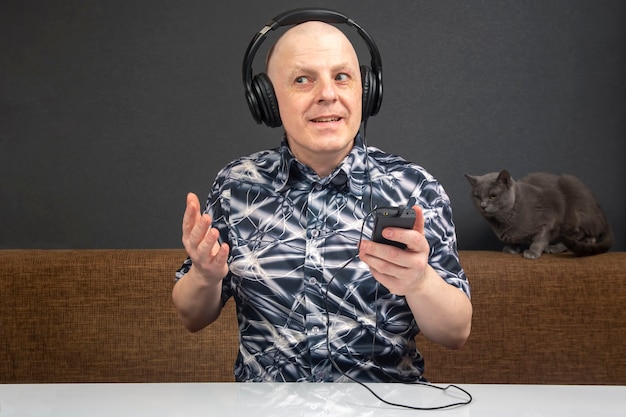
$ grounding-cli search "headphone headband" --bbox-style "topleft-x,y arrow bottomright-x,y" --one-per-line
242,8 -> 383,127
271,8 -> 351,26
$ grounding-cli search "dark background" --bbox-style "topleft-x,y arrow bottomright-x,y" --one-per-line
1,0 -> 624,251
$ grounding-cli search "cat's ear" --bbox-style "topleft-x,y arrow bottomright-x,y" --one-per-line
497,170 -> 512,187
464,174 -> 478,186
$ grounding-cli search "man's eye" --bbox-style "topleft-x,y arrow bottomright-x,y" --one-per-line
295,76 -> 309,84
335,73 -> 349,81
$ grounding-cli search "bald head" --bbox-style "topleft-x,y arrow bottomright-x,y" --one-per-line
267,21 -> 359,80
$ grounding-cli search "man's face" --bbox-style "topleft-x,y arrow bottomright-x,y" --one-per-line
267,22 -> 362,177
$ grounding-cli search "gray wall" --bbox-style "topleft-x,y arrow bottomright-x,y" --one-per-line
1,0 -> 624,251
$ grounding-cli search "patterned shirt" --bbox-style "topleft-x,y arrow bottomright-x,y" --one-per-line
176,135 -> 470,382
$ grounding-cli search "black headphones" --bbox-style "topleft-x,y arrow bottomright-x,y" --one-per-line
242,8 -> 383,128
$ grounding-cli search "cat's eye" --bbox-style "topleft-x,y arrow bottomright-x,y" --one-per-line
489,194 -> 497,199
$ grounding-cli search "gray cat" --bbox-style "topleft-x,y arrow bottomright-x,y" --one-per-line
464,170 -> 613,259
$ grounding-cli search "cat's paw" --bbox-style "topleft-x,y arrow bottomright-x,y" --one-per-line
544,243 -> 567,254
503,245 -> 521,254
523,250 -> 541,259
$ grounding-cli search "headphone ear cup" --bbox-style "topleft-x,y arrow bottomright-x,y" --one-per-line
245,83 -> 263,125
360,65 -> 374,121
251,73 -> 282,128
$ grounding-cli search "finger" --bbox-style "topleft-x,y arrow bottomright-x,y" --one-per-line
367,250 -> 408,275
360,241 -> 410,270
214,241 -> 230,269
195,229 -> 230,280
189,213 -> 212,251
182,192 -> 202,240
366,261 -> 412,295
197,226 -> 222,258
206,240 -> 231,282
412,205 -> 425,235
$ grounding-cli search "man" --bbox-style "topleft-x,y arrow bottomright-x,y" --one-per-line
173,19 -> 472,382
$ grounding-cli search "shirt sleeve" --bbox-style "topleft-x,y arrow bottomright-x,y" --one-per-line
418,177 -> 471,298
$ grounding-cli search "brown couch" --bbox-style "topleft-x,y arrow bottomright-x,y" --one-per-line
1,249 -> 625,384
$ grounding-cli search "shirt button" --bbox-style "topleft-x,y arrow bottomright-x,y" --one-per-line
311,229 -> 320,238
311,326 -> 320,335
313,183 -> 323,191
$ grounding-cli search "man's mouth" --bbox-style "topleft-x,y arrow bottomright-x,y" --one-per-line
311,117 -> 341,123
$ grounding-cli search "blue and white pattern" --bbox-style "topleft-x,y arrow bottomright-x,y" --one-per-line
176,135 -> 470,382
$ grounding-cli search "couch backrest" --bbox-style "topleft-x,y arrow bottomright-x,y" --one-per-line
425,251 -> 626,384
0,249 -> 237,383
1,249 -> 625,384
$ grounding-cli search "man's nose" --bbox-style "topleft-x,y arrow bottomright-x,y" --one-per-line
316,77 -> 338,102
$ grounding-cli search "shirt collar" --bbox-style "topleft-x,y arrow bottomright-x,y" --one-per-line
275,135 -> 370,200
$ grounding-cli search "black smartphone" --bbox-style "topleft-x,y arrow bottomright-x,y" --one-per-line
371,207 -> 416,249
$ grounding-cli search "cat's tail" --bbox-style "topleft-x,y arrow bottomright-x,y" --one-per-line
561,226 -> 613,256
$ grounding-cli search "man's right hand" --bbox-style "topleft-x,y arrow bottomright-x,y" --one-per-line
182,192 -> 230,284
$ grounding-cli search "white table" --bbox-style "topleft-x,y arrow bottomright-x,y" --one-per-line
0,382 -> 624,416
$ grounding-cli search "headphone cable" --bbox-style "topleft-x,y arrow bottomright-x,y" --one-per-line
322,223 -> 472,411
